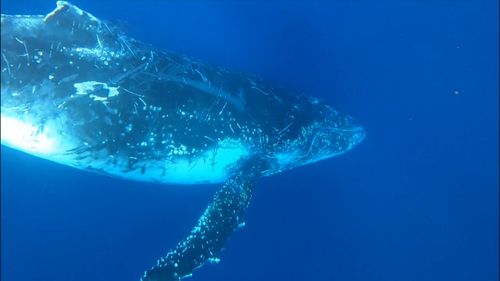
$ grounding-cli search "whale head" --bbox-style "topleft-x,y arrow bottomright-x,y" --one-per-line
265,97 -> 365,174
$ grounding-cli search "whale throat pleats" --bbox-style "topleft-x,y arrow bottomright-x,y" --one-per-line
141,157 -> 267,281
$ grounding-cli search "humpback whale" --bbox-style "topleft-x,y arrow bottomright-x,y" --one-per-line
1,2 -> 365,280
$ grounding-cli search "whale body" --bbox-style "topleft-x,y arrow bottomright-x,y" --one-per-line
1,2 -> 365,281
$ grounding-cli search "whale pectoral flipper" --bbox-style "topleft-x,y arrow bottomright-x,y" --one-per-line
141,157 -> 267,281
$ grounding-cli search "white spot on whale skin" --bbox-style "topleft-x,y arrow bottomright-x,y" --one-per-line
125,123 -> 133,132
74,81 -> 119,101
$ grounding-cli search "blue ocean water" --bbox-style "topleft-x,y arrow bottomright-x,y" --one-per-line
1,1 -> 498,281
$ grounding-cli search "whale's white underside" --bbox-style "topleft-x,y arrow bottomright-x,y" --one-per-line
1,114 -> 249,184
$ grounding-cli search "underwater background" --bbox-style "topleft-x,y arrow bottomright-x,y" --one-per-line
1,1 -> 498,281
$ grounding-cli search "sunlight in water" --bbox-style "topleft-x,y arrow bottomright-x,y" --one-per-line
0,115 -> 55,155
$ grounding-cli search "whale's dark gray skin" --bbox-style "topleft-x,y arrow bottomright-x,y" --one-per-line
1,2 -> 365,280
